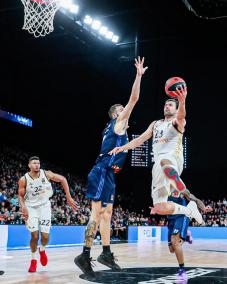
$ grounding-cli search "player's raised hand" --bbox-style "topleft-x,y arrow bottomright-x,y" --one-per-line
67,197 -> 77,212
135,56 -> 148,77
172,84 -> 187,103
203,205 -> 213,213
108,146 -> 124,156
21,207 -> 29,221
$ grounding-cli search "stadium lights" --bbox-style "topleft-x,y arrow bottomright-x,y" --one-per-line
91,20 -> 101,30
105,31 -> 113,40
59,0 -> 73,9
112,35 -> 119,43
99,26 -> 108,36
69,4 -> 79,14
84,15 -> 93,25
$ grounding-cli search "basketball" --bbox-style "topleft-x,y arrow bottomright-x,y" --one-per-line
165,77 -> 186,98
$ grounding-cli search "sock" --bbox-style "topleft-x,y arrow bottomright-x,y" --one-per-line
172,203 -> 191,217
83,246 -> 91,258
179,263 -> 184,269
40,245 -> 46,252
31,252 -> 37,260
103,245 -> 111,254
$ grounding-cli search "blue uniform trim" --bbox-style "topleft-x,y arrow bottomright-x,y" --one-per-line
94,168 -> 106,200
181,216 -> 187,238
108,135 -> 121,167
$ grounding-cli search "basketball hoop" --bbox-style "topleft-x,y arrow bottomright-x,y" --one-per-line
21,0 -> 60,38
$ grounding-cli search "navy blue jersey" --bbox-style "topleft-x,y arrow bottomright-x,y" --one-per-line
167,195 -> 188,220
95,119 -> 129,172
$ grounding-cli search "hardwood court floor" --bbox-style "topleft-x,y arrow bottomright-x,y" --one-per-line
0,240 -> 227,283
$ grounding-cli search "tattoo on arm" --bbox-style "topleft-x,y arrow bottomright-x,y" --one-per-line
85,220 -> 97,248
190,194 -> 205,211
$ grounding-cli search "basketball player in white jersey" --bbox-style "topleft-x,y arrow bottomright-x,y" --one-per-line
18,156 -> 77,273
109,85 -> 203,224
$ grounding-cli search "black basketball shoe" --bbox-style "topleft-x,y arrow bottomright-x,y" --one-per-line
74,253 -> 95,277
97,252 -> 121,271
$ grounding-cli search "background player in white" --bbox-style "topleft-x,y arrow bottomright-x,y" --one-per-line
18,156 -> 77,273
109,85 -> 203,224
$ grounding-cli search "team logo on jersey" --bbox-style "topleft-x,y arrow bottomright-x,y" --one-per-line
42,178 -> 45,183
110,195 -> 114,201
80,267 -> 227,283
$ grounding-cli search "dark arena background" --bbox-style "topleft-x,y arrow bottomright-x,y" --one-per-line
0,1 -> 227,283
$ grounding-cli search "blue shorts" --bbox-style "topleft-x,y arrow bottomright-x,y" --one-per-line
168,215 -> 189,245
86,165 -> 115,207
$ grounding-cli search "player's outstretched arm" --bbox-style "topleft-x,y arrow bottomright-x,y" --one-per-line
185,192 -> 213,213
45,171 -> 77,211
109,121 -> 155,155
117,56 -> 148,122
172,85 -> 187,133
18,177 -> 29,221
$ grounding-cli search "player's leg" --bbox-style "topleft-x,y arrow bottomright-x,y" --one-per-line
152,163 -> 203,224
171,233 -> 187,278
39,203 -> 51,266
74,200 -> 102,277
97,170 -> 121,270
97,204 -> 121,271
168,218 -> 175,253
171,216 -> 190,279
160,159 -> 186,192
26,206 -> 39,273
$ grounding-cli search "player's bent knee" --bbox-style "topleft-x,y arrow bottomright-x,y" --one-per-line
31,233 -> 39,242
169,244 -> 175,253
171,235 -> 181,248
154,203 -> 169,215
160,159 -> 172,167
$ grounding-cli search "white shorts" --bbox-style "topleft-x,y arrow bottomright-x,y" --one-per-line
151,153 -> 184,204
26,202 -> 51,234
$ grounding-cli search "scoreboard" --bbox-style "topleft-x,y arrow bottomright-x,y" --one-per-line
131,134 -> 150,167
131,135 -> 187,169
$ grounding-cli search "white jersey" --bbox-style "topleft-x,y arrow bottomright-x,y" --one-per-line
24,169 -> 53,207
152,119 -> 183,162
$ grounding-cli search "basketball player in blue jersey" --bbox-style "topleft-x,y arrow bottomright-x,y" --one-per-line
74,57 -> 148,277
110,85 -> 204,224
151,190 -> 212,280
168,192 -> 212,280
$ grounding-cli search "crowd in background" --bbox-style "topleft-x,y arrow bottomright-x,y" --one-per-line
1,145 -> 227,241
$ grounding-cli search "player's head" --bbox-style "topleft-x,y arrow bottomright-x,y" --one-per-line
164,99 -> 179,117
108,104 -> 124,119
28,156 -> 40,172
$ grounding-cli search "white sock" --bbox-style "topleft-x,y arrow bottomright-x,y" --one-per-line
40,245 -> 46,252
172,203 -> 191,217
31,252 -> 37,260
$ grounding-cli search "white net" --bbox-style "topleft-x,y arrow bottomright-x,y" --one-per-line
21,0 -> 60,38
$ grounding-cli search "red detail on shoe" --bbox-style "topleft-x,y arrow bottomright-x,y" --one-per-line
28,259 -> 37,273
163,167 -> 185,191
39,249 -> 48,266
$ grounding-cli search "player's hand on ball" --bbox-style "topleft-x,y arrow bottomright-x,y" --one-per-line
172,84 -> 187,102
109,147 -> 124,155
135,56 -> 148,76
67,197 -> 77,211
203,206 -> 213,213
22,207 -> 29,221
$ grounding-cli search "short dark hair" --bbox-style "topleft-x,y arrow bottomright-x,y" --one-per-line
165,98 -> 179,109
29,156 -> 40,162
108,104 -> 122,119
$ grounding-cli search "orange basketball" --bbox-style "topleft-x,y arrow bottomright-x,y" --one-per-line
165,77 -> 186,98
